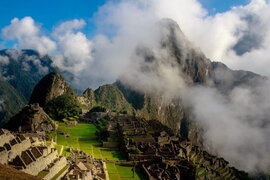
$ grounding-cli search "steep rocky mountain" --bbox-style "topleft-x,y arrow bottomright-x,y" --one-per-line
0,49 -> 55,126
28,72 -> 134,120
157,19 -> 212,84
29,71 -> 74,107
0,78 -> 25,126
4,103 -> 56,132
211,61 -> 265,93
80,85 -> 135,114
114,19 -> 266,142
94,84 -> 135,114
112,19 -> 213,137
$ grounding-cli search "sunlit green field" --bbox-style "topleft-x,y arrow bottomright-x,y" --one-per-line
106,163 -> 143,180
49,122 -> 145,179
53,123 -> 123,160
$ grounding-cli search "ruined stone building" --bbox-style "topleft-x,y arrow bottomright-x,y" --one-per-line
108,115 -> 248,180
0,128 -> 68,180
63,149 -> 108,180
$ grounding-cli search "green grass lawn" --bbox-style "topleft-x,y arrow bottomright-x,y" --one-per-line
53,123 -> 125,161
50,122 -> 144,179
106,163 -> 143,180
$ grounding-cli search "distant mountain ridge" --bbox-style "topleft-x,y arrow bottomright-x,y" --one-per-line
0,49 -> 56,100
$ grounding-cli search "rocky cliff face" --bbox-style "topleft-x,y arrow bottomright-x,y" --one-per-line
211,61 -> 265,93
158,19 -> 212,84
5,103 -> 55,132
79,84 -> 135,114
94,84 -> 135,114
29,72 -> 74,107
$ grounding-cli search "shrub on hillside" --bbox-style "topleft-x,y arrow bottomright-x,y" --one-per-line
45,95 -> 81,120
89,106 -> 107,113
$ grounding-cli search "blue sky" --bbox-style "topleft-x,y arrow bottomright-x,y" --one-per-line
0,0 -> 250,32
200,0 -> 250,14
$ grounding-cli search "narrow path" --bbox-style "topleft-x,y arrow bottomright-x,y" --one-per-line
59,145 -> 64,155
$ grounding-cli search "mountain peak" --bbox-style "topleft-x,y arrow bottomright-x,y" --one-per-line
29,71 -> 74,107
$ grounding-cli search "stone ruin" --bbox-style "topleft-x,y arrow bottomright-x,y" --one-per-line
5,103 -> 56,132
106,115 -> 248,180
63,149 -> 108,180
0,128 -> 68,180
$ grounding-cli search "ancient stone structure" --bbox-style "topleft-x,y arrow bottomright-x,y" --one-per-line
5,103 -> 56,132
105,115 -> 248,180
64,120 -> 78,127
0,128 -> 68,180
63,149 -> 108,180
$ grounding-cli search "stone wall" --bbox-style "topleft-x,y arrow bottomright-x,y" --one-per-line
0,129 -> 15,146
23,149 -> 58,175
44,156 -> 67,180
0,138 -> 31,164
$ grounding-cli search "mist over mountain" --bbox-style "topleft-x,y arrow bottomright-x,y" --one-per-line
0,49 -> 55,100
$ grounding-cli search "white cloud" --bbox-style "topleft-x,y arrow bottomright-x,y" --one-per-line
52,19 -> 93,75
2,17 -> 39,39
1,16 -> 56,55
52,19 -> 86,35
0,55 -> 9,65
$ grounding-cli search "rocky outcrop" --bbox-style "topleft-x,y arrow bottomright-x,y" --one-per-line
78,88 -> 97,108
158,19 -> 212,84
81,84 -> 135,114
211,61 -> 265,93
95,84 -> 135,114
5,103 -> 55,132
29,72 -> 74,107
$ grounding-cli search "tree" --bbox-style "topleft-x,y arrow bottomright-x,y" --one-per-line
45,95 -> 81,120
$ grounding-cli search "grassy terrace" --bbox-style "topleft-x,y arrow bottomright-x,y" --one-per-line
49,122 -> 143,179
106,163 -> 142,180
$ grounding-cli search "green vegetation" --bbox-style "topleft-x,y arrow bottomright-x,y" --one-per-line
94,84 -> 135,114
45,95 -> 82,120
37,170 -> 49,178
51,165 -> 69,180
127,147 -> 141,154
96,118 -> 110,141
48,122 -> 145,179
90,106 -> 107,112
50,123 -> 124,160
0,78 -> 26,126
195,167 -> 208,179
106,163 -> 145,180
